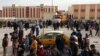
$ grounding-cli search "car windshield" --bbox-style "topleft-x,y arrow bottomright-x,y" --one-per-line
43,33 -> 63,39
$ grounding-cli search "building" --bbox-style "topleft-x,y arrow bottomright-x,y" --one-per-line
68,4 -> 100,21
0,10 -> 2,17
0,4 -> 58,20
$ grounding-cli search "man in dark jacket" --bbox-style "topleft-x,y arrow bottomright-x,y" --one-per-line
56,35 -> 65,52
95,23 -> 99,36
77,30 -> 83,49
80,46 -> 90,56
70,42 -> 78,56
13,22 -> 18,31
31,26 -> 35,34
2,34 -> 9,56
35,24 -> 40,36
89,44 -> 100,56
24,22 -> 29,30
18,29 -> 24,40
17,43 -> 25,56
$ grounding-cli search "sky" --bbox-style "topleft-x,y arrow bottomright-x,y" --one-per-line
0,0 -> 100,10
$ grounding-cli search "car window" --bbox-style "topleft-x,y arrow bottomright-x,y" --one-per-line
53,33 -> 63,38
43,33 -> 63,39
43,33 -> 53,39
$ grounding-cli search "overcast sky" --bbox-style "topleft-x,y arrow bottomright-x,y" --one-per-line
0,0 -> 100,10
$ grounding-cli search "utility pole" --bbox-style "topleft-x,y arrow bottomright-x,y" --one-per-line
52,0 -> 53,7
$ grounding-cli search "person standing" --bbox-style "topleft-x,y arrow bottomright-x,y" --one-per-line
31,26 -> 35,34
56,36 -> 65,52
89,44 -> 100,56
89,27 -> 93,37
24,35 -> 29,52
80,46 -> 90,56
70,42 -> 78,56
13,22 -> 18,31
77,30 -> 83,49
18,21 -> 23,30
18,29 -> 24,40
24,22 -> 29,30
11,32 -> 18,56
30,37 -> 38,56
28,30 -> 35,51
35,24 -> 40,36
95,23 -> 100,36
2,34 -> 9,56
83,33 -> 90,49
71,29 -> 77,36
61,43 -> 72,56
17,43 -> 25,56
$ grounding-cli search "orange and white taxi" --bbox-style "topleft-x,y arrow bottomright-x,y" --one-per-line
38,31 -> 71,46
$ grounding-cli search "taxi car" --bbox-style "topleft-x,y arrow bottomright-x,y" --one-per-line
38,31 -> 71,46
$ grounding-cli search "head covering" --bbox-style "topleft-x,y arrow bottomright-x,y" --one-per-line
70,35 -> 78,45
73,35 -> 78,40
75,42 -> 78,45
73,28 -> 77,32
40,45 -> 43,48
4,33 -> 8,37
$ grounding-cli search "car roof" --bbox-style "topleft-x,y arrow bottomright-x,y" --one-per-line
45,31 -> 64,34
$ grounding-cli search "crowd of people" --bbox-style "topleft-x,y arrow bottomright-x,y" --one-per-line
1,19 -> 100,56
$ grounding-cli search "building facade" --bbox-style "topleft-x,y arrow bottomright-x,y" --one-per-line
0,10 -> 2,17
68,4 -> 100,21
0,4 -> 58,20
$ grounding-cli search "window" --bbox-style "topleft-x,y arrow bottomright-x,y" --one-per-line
6,8 -> 7,17
98,9 -> 100,12
3,8 -> 5,17
36,8 -> 38,18
90,9 -> 95,12
0,11 -> 2,17
45,8 -> 47,12
33,8 -> 35,17
52,8 -> 53,12
38,8 -> 40,18
13,8 -> 15,11
9,8 -> 10,17
13,8 -> 15,17
55,6 -> 58,12
30,8 -> 32,17
20,8 -> 21,17
41,7 -> 43,11
74,17 -> 78,19
17,8 -> 18,17
97,17 -> 100,19
81,17 -> 85,19
74,9 -> 78,12
11,8 -> 13,17
49,8 -> 50,13
90,17 -> 94,19
43,33 -> 63,39
22,8 -> 24,17
26,7 -> 29,18
44,8 -> 45,12
81,9 -> 85,12
43,33 -> 53,39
